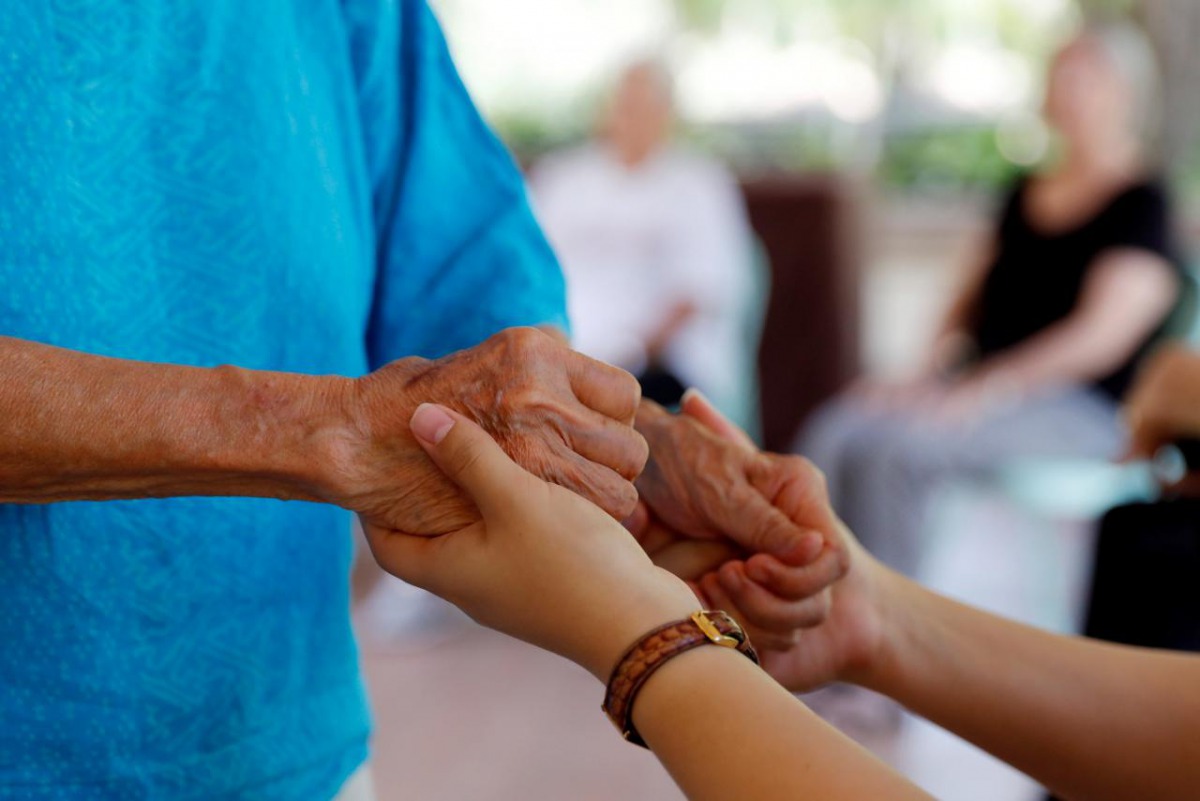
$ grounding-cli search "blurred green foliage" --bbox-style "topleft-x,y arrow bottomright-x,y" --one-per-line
494,0 -> 1200,198
878,128 -> 1021,194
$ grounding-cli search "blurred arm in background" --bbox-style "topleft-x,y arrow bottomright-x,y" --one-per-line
1125,344 -> 1200,493
944,247 -> 1178,413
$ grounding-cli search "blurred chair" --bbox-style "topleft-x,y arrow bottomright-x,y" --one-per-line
742,175 -> 862,453
725,237 -> 771,442
1163,263 -> 1200,342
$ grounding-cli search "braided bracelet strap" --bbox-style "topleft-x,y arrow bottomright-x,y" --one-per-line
602,610 -> 760,748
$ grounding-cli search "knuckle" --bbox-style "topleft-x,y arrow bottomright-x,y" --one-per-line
612,481 -> 640,518
621,432 -> 651,479
625,373 -> 643,410
506,385 -> 557,416
798,593 -> 832,627
831,541 -> 852,579
786,455 -> 828,492
496,326 -> 547,360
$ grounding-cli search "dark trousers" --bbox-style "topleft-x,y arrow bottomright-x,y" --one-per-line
1082,499 -> 1200,651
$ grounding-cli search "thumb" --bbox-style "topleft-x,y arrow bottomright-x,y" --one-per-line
409,403 -> 527,518
681,389 -> 756,452
361,521 -> 446,591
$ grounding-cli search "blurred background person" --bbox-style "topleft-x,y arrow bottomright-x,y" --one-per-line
531,60 -> 758,423
799,21 -> 1185,580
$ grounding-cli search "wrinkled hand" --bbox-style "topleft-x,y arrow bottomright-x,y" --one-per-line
332,327 -> 647,536
636,399 -> 823,559
632,394 -> 849,650
364,404 -> 698,680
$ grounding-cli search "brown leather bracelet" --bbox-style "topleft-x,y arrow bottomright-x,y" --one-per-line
602,610 -> 759,748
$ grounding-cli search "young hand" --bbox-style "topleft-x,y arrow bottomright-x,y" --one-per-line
361,404 -> 699,681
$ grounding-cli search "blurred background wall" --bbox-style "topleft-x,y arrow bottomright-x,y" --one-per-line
431,0 -> 1200,448
359,4 -> 1200,799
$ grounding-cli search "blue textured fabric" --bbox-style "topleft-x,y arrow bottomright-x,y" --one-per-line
0,1 -> 567,799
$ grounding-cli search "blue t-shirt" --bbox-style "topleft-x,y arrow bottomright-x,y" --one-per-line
0,1 -> 567,798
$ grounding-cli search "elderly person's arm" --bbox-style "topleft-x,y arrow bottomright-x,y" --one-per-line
0,329 -> 646,534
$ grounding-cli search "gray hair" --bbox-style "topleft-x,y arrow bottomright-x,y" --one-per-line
615,58 -> 676,109
1079,20 -> 1163,142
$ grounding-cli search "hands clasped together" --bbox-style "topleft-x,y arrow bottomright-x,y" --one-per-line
350,327 -> 867,688
352,332 -> 1200,800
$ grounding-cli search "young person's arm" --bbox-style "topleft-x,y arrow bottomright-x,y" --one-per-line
746,551 -> 1200,801
369,404 -> 929,801
632,645 -> 927,801
681,396 -> 1200,801
872,574 -> 1199,801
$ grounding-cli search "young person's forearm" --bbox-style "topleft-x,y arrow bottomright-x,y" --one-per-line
867,574 -> 1200,801
633,646 -> 929,801
0,337 -> 355,504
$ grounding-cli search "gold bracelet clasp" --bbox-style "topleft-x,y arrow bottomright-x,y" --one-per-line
691,611 -> 741,649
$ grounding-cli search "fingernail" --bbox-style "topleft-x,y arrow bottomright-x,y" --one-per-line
771,536 -> 818,564
681,387 -> 708,408
410,403 -> 456,445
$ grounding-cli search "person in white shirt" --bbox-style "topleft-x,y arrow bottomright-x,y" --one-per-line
531,60 -> 755,420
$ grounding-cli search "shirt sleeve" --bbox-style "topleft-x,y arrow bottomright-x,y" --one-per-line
663,161 -> 752,318
346,0 -> 568,369
1105,183 -> 1174,260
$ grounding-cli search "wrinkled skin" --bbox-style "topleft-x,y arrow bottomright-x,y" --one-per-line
635,401 -> 824,557
336,327 -> 648,537
631,398 -> 850,650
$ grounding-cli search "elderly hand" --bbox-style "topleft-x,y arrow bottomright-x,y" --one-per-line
632,394 -> 849,650
365,404 -> 699,680
328,327 -> 647,537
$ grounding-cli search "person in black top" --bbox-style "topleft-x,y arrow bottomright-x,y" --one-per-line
799,22 -> 1184,583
